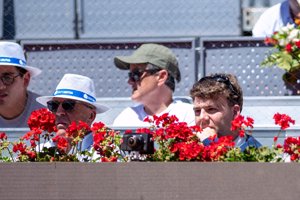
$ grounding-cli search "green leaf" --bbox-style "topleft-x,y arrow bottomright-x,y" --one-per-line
276,51 -> 293,71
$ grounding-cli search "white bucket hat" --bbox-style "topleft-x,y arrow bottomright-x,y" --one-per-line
36,74 -> 109,114
0,41 -> 41,77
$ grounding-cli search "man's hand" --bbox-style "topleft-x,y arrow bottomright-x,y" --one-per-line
56,129 -> 72,153
196,127 -> 217,142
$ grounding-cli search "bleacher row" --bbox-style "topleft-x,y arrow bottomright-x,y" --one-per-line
23,37 -> 294,97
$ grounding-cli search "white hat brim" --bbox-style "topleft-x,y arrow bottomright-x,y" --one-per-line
1,63 -> 41,77
36,95 -> 109,114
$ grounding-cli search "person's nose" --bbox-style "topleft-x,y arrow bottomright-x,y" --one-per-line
196,110 -> 210,128
127,78 -> 135,85
0,79 -> 7,90
55,103 -> 66,115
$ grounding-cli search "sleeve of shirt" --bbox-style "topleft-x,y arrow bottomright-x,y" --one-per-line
252,4 -> 282,37
202,137 -> 218,146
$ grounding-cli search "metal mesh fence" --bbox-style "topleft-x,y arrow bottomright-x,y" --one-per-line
199,37 -> 300,96
2,0 -> 242,40
22,38 -> 197,97
19,37 -> 300,97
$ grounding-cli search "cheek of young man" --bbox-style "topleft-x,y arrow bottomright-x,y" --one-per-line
194,97 -> 237,138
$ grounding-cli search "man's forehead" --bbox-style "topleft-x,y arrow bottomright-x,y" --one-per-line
52,97 -> 72,102
193,96 -> 227,106
0,65 -> 18,73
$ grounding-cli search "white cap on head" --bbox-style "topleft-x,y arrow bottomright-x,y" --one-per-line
36,74 -> 109,114
0,41 -> 41,77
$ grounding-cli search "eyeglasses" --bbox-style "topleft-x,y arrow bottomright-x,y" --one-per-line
0,74 -> 21,86
198,74 -> 238,95
47,100 -> 94,113
47,100 -> 76,113
128,68 -> 161,82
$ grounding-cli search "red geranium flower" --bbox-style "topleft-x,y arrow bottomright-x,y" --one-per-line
52,135 -> 69,153
27,108 -> 57,133
231,115 -> 254,138
0,132 -> 7,140
283,136 -> 300,161
273,113 -> 295,130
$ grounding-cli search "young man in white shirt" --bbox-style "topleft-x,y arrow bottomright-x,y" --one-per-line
253,0 -> 300,37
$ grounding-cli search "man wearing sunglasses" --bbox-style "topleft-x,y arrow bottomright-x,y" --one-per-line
0,41 -> 43,128
190,73 -> 261,151
36,73 -> 109,152
113,43 -> 195,127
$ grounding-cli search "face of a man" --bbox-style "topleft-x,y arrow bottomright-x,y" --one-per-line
50,97 -> 96,130
0,66 -> 30,119
193,96 -> 240,138
128,64 -> 160,103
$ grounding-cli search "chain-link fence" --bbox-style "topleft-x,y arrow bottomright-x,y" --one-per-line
2,0 -> 244,40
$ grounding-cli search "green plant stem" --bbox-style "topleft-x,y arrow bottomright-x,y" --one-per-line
6,147 -> 15,162
36,134 -> 41,161
273,129 -> 283,147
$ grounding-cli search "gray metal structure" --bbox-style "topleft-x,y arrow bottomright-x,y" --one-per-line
14,0 -> 75,39
0,0 -> 3,39
22,36 -> 300,97
22,38 -> 198,97
199,37 -> 293,96
81,0 -> 241,38
10,0 -> 242,40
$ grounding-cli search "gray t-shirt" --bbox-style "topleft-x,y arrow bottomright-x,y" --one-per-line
0,91 -> 45,128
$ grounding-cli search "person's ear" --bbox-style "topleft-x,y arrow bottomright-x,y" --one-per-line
157,70 -> 168,85
89,110 -> 96,122
23,72 -> 31,87
232,104 -> 241,118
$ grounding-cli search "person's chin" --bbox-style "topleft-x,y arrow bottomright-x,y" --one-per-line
0,94 -> 8,104
56,123 -> 68,130
131,93 -> 140,101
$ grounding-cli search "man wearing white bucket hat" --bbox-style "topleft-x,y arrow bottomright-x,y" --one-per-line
36,73 -> 109,151
0,41 -> 43,127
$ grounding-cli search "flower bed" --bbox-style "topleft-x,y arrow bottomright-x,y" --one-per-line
0,109 -> 299,162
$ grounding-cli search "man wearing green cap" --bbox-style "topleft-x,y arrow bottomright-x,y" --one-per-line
113,43 -> 195,127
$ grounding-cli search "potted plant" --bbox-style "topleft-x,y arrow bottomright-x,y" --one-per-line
262,23 -> 300,94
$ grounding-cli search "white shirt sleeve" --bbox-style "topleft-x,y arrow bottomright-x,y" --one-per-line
252,3 -> 283,37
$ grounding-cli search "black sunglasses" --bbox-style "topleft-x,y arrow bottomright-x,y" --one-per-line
47,100 -> 77,112
0,74 -> 21,86
198,75 -> 238,95
128,68 -> 161,82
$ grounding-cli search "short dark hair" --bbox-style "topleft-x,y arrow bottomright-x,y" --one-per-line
15,67 -> 28,77
190,73 -> 243,111
147,63 -> 176,92
164,74 -> 175,92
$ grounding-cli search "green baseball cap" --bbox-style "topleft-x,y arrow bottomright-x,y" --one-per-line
114,43 -> 181,82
